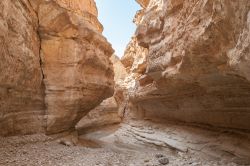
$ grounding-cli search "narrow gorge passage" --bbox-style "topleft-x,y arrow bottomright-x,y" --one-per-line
0,0 -> 250,166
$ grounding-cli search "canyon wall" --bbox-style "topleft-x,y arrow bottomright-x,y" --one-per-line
1,0 -> 249,136
0,0 -> 45,136
76,55 -> 127,132
0,0 -> 114,136
124,0 -> 250,130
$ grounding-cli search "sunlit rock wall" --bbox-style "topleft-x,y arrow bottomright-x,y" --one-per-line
0,0 -> 114,136
0,0 -> 45,136
36,0 -> 114,134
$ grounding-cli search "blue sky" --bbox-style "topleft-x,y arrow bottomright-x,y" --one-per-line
95,0 -> 140,58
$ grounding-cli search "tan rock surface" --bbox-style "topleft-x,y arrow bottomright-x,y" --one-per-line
76,97 -> 121,132
124,0 -> 250,130
121,37 -> 147,74
76,55 -> 127,131
0,0 -> 114,136
136,0 -> 149,8
1,0 -> 250,165
37,0 -> 114,134
0,0 -> 45,136
110,55 -> 128,84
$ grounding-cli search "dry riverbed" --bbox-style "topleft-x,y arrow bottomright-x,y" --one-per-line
0,121 -> 249,166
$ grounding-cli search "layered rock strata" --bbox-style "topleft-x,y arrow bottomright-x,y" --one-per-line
37,0 -> 114,134
76,55 -> 127,131
0,0 -> 45,136
124,0 -> 250,130
0,0 -> 114,136
76,97 -> 121,132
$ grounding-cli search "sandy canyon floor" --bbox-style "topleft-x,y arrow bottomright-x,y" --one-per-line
1,121 -> 250,166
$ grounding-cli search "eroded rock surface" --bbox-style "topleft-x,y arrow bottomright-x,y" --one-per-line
37,0 -> 114,134
0,0 -> 114,136
76,55 -> 127,132
1,0 -> 250,165
0,0 -> 45,136
124,0 -> 250,131
76,97 -> 121,133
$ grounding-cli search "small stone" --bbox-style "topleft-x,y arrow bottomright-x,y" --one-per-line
155,154 -> 165,158
22,151 -> 28,154
58,139 -> 74,147
144,159 -> 150,163
158,157 -> 169,165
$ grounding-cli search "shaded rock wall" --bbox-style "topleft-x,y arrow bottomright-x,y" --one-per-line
76,96 -> 121,132
0,0 -> 114,136
76,55 -> 127,132
125,0 -> 250,130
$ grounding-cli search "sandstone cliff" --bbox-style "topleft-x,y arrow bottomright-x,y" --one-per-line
76,55 -> 127,132
0,0 -> 114,136
124,0 -> 250,130
0,0 -> 45,136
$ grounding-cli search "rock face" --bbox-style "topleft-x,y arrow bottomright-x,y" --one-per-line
76,97 -> 120,132
136,0 -> 149,8
76,55 -> 127,131
0,0 -> 114,136
1,0 -> 250,136
124,0 -> 250,130
0,0 -> 45,136
37,0 -> 114,134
